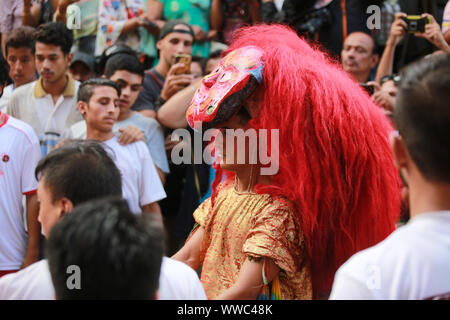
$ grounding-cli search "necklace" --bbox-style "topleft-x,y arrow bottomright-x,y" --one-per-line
233,165 -> 257,195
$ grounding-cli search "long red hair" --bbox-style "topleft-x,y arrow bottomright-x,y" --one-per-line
209,24 -> 401,298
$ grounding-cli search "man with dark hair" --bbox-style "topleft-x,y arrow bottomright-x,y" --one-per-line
6,22 -> 82,156
330,54 -> 450,300
341,31 -> 380,83
0,139 -> 206,300
0,26 -> 37,112
67,53 -> 169,183
47,197 -> 164,300
69,51 -> 96,82
132,20 -> 195,118
75,78 -> 166,216
0,140 -> 122,299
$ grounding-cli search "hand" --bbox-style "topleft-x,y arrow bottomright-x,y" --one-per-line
137,17 -> 160,34
387,12 -> 408,47
371,90 -> 395,112
192,25 -> 207,42
118,126 -> 145,145
415,14 -> 449,51
160,63 -> 194,100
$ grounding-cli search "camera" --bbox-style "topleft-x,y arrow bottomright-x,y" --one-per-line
401,15 -> 431,33
360,83 -> 375,95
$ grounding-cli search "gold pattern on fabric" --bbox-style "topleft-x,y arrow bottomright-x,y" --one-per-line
193,184 -> 312,299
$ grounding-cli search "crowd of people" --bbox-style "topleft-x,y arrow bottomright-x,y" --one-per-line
0,0 -> 449,300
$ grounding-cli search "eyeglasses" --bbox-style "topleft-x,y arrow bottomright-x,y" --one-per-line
380,73 -> 401,86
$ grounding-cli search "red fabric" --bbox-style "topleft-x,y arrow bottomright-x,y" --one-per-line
210,24 -> 402,298
0,270 -> 18,278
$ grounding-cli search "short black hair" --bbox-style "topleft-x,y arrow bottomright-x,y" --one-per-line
208,49 -> 223,60
35,140 -> 122,205
104,53 -> 144,78
0,57 -> 10,87
77,78 -> 121,103
47,197 -> 164,300
5,26 -> 36,57
394,54 -> 450,183
34,22 -> 74,55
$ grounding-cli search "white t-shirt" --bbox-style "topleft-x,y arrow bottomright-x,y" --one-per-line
103,136 -> 166,214
0,257 -> 206,300
329,211 -> 450,300
158,257 -> 207,300
0,84 -> 14,113
0,114 -> 41,270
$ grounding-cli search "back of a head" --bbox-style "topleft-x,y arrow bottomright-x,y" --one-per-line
395,54 -> 450,183
35,140 -> 122,206
104,53 -> 144,78
47,197 -> 164,299
34,22 -> 73,55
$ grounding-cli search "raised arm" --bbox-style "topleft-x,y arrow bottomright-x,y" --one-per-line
375,13 -> 407,83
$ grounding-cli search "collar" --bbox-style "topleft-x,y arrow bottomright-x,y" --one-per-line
0,111 -> 9,129
34,74 -> 76,98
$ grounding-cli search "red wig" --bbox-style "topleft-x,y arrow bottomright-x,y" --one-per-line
210,25 -> 402,298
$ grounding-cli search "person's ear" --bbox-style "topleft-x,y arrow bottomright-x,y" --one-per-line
390,131 -> 410,184
371,53 -> 380,68
78,101 -> 88,117
59,197 -> 74,217
66,52 -> 73,67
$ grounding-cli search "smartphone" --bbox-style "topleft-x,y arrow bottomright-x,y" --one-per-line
401,15 -> 431,33
360,83 -> 375,95
173,54 -> 191,75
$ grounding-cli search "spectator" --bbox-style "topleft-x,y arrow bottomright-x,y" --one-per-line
69,50 -> 96,82
0,26 -> 37,112
341,32 -> 380,83
261,0 -> 383,58
0,140 -> 206,299
330,54 -> 450,300
375,13 -> 450,84
0,140 -> 122,299
47,197 -> 164,299
6,22 -> 83,156
55,0 -> 99,55
204,49 -> 223,74
22,0 -> 58,27
0,0 -> 29,57
444,0 -> 450,44
370,73 -> 401,114
0,110 -> 41,277
0,58 -> 9,99
66,53 -> 170,183
95,0 -> 160,56
147,0 -> 212,58
190,56 -> 205,79
133,20 -> 195,118
210,0 -> 261,45
76,78 -> 166,216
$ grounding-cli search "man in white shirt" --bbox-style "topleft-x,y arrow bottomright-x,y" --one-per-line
0,26 -> 37,113
330,54 -> 450,300
66,52 -> 170,184
0,110 -> 41,277
0,140 -> 206,300
6,22 -> 82,156
76,78 -> 166,216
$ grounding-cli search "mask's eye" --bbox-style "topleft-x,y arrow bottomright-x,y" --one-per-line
219,71 -> 233,83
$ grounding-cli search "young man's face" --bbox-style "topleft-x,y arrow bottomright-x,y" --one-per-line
109,70 -> 142,112
35,42 -> 72,84
157,25 -> 194,68
6,47 -> 36,87
79,86 -> 120,133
